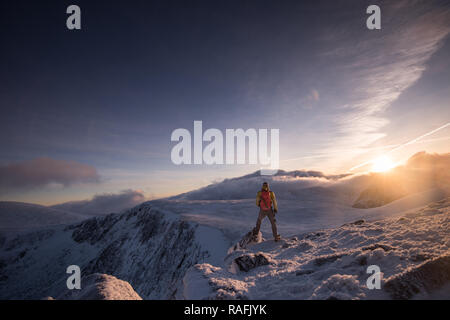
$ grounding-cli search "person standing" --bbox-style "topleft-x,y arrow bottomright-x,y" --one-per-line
253,182 -> 281,241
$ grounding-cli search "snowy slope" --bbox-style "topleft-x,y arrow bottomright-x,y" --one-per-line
183,197 -> 450,299
0,203 -> 229,300
147,187 -> 448,242
2,196 -> 449,300
0,201 -> 88,234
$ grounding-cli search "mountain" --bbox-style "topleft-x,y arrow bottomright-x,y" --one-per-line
1,151 -> 449,299
353,152 -> 450,208
1,196 -> 449,300
0,203 -> 229,299
0,201 -> 87,234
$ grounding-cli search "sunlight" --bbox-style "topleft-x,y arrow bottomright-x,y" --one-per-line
371,155 -> 395,172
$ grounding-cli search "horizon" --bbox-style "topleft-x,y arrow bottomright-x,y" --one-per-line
1,0 -> 449,206
1,149 -> 448,207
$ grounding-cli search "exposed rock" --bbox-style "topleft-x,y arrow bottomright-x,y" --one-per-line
234,253 -> 271,272
314,253 -> 347,266
362,243 -> 394,252
228,229 -> 264,254
296,269 -> 314,276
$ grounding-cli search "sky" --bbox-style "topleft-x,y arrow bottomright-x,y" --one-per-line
0,0 -> 449,205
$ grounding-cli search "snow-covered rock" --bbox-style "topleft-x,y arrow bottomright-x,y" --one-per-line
233,253 -> 272,272
227,229 -> 264,254
56,273 -> 142,300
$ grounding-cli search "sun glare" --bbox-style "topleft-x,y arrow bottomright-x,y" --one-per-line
371,155 -> 395,172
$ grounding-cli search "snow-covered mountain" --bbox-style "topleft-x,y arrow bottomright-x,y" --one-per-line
1,195 -> 449,300
0,201 -> 88,234
1,152 -> 449,299
0,202 -> 228,299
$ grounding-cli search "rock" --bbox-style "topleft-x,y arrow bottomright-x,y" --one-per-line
341,219 -> 365,227
362,243 -> 394,252
228,229 -> 264,254
314,253 -> 347,266
295,269 -> 314,276
234,253 -> 271,272
56,273 -> 142,300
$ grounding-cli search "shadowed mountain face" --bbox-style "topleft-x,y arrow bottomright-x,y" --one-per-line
0,201 -> 88,234
353,176 -> 407,208
0,203 -> 226,299
353,152 -> 450,208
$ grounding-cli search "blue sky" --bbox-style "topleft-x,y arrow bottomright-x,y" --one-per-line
0,0 -> 449,204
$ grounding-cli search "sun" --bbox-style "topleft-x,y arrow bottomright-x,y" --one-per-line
371,155 -> 395,172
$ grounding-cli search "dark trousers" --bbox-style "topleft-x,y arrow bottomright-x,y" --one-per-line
254,208 -> 278,238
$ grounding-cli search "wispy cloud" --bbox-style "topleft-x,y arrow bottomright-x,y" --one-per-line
50,189 -> 146,215
321,0 -> 450,163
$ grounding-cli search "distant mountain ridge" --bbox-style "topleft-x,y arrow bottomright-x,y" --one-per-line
0,201 -> 87,233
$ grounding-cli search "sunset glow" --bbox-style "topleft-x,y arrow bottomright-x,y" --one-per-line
371,156 -> 396,172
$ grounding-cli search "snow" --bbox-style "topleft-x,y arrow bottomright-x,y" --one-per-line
182,197 -> 450,299
1,163 -> 449,300
194,225 -> 231,266
0,201 -> 87,234
147,187 -> 447,244
56,273 -> 142,300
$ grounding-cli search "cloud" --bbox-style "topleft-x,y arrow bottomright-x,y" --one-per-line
174,170 -> 356,201
51,189 -> 146,215
0,157 -> 100,193
174,152 -> 450,204
400,151 -> 450,191
320,1 -> 450,162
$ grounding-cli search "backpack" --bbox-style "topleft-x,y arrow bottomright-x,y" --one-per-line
260,191 -> 272,211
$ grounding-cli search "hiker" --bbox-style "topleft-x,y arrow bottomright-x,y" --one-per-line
253,182 -> 281,241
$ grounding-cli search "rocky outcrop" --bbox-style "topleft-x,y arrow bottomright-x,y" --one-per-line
234,253 -> 271,272
227,229 -> 264,254
56,273 -> 142,300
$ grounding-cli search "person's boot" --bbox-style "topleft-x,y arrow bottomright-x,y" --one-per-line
274,234 -> 281,242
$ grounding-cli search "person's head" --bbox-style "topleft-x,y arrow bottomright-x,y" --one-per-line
262,182 -> 269,191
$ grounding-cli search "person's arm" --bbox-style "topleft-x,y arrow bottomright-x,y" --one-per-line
256,191 -> 261,207
271,191 -> 278,212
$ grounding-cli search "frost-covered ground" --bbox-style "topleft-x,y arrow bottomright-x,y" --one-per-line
149,187 -> 446,243
183,197 -> 450,299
